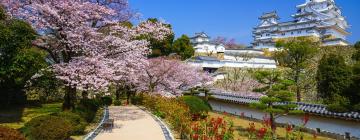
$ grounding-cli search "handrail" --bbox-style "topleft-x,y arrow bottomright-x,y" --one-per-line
83,106 -> 109,140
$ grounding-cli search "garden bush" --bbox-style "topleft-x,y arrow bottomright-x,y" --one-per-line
113,100 -> 122,106
327,103 -> 349,113
131,94 -> 144,105
23,115 -> 72,140
0,126 -> 26,140
101,96 -> 113,106
51,111 -> 87,135
143,95 -> 192,138
76,99 -> 101,122
181,96 -> 211,116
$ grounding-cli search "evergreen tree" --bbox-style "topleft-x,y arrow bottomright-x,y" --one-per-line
316,54 -> 352,112
275,37 -> 318,102
251,70 -> 300,138
0,7 -> 47,107
172,35 -> 195,60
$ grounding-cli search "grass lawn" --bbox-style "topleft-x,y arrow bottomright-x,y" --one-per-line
0,103 -> 62,129
209,112 -> 334,140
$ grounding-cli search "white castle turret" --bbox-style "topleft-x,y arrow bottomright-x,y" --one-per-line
252,0 -> 349,51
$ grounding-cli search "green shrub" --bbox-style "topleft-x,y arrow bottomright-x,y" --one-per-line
182,91 -> 191,95
154,110 -> 166,119
353,103 -> 360,112
101,96 -> 112,106
76,99 -> 101,122
131,94 -> 144,105
142,95 -> 192,136
181,96 -> 211,115
113,100 -> 122,106
51,112 -> 87,135
327,103 -> 349,113
24,115 -> 72,140
0,126 -> 26,140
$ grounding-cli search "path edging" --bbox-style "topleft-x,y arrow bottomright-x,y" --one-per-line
83,106 -> 109,140
139,106 -> 175,140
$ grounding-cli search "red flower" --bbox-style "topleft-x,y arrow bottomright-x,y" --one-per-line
223,111 -> 228,116
257,127 -> 267,139
192,134 -> 199,140
286,124 -> 293,133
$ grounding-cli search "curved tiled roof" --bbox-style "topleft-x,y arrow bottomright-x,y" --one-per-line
204,90 -> 360,120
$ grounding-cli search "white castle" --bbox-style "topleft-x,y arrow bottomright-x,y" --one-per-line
252,0 -> 349,51
190,32 -> 225,54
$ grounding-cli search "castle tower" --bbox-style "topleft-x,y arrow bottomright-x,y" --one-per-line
252,0 -> 349,51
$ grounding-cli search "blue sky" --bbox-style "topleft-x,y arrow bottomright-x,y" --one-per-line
129,0 -> 360,45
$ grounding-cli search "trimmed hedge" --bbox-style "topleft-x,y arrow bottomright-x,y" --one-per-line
51,111 -> 87,135
76,99 -> 101,122
101,96 -> 112,106
0,126 -> 26,140
131,94 -> 144,105
113,100 -> 122,106
181,96 -> 211,116
23,115 -> 72,140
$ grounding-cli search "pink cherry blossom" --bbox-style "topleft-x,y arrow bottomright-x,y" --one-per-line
2,0 -> 173,92
135,57 -> 212,95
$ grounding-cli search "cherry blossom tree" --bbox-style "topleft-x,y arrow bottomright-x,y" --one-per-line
1,0 -> 172,110
136,57 -> 212,95
211,36 -> 245,49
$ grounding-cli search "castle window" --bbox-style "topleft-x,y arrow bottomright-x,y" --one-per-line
297,31 -> 302,34
281,33 -> 285,36
266,34 -> 270,36
291,32 -> 294,35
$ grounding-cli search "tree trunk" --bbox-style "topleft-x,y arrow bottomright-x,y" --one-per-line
204,89 -> 209,101
63,86 -> 76,111
126,91 -> 131,105
115,86 -> 121,100
270,112 -> 276,139
295,70 -> 301,102
81,90 -> 88,99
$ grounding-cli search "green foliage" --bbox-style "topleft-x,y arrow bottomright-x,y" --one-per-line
27,69 -> 63,103
101,96 -> 113,106
142,95 -> 192,136
253,70 -> 282,91
275,37 -> 319,101
354,41 -> 360,50
275,37 -> 319,68
76,99 -> 101,122
0,9 -> 47,107
140,18 -> 175,58
327,95 -> 350,113
352,41 -> 360,61
113,100 -> 122,106
130,94 -> 144,105
140,18 -> 194,59
51,112 -> 87,135
0,126 -> 26,140
23,115 -> 72,140
252,70 -> 300,136
0,6 -> 6,20
172,35 -> 195,60
119,21 -> 133,28
181,96 -> 211,115
316,54 -> 352,106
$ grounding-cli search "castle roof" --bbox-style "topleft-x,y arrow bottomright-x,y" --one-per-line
259,11 -> 280,20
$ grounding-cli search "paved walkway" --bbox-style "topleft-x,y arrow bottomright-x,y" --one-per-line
95,106 -> 167,140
